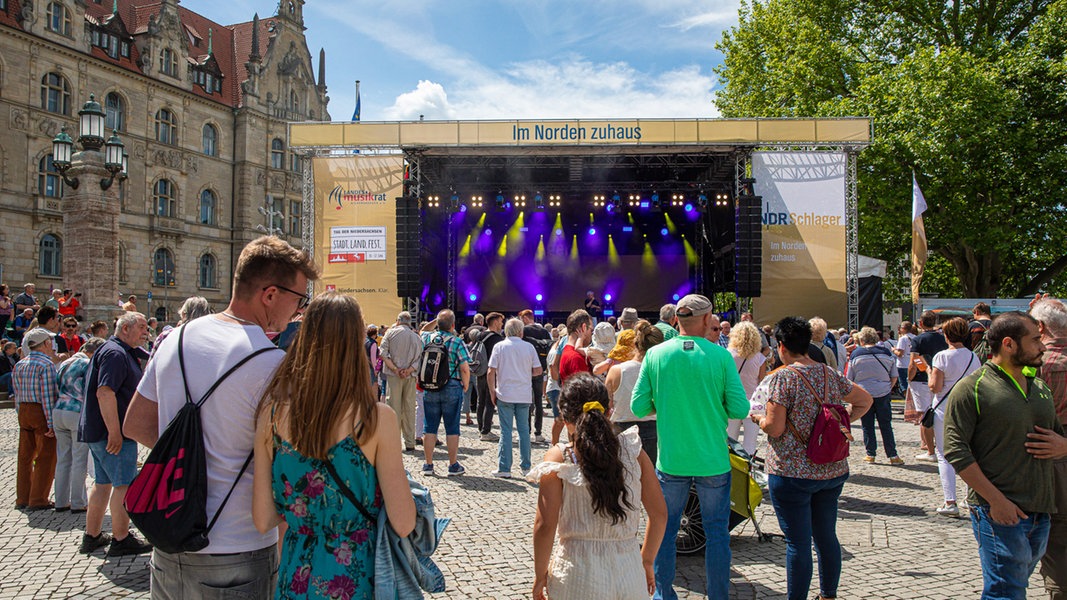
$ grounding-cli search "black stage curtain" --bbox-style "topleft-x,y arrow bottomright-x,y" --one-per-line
858,276 -> 883,330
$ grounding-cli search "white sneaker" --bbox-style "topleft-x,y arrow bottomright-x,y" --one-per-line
915,453 -> 937,462
491,471 -> 512,479
533,434 -> 547,444
936,503 -> 960,517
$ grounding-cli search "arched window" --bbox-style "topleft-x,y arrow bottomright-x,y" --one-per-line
159,48 -> 178,77
40,234 -> 62,277
199,189 -> 216,225
40,72 -> 71,115
46,2 -> 72,36
154,179 -> 176,217
289,89 -> 299,113
153,247 -> 175,286
38,154 -> 63,197
270,138 -> 285,169
201,123 -> 218,156
198,254 -> 217,288
105,92 -> 125,132
155,108 -> 177,145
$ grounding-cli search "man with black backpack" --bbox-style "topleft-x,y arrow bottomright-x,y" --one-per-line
418,309 -> 471,477
123,236 -> 319,598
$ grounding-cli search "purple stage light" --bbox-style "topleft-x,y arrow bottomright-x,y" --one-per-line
684,203 -> 694,212
459,204 -> 468,212
673,294 -> 680,301
604,293 -> 613,302
588,227 -> 596,235
484,228 -> 492,236
661,227 -> 669,236
535,293 -> 543,302
469,293 -> 478,302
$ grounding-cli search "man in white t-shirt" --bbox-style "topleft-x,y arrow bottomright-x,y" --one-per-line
487,318 -> 542,478
123,236 -> 319,599
892,321 -> 916,395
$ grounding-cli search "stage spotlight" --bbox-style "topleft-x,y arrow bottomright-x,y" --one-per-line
484,228 -> 492,236
697,193 -> 708,210
661,227 -> 669,236
684,203 -> 694,212
610,192 -> 621,211
425,195 -> 440,208
450,193 -> 460,210
672,293 -> 680,301
588,227 -> 597,235
549,194 -> 561,208
604,293 -> 612,302
470,195 -> 484,209
651,192 -> 661,211
671,193 -> 685,207
535,293 -> 543,302
495,193 -> 505,211
469,293 -> 478,302
459,204 -> 468,212
534,192 -> 545,209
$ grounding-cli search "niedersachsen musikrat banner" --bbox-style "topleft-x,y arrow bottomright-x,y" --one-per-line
312,155 -> 403,328
751,152 -> 848,327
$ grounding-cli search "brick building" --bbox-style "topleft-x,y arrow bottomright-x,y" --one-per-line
0,0 -> 329,322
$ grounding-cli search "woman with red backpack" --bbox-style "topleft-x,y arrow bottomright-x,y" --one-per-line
752,316 -> 872,600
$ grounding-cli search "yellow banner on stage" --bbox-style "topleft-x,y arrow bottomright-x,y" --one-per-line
751,152 -> 848,327
312,155 -> 403,328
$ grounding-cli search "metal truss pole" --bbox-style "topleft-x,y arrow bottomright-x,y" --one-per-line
846,151 -> 859,330
447,211 -> 457,310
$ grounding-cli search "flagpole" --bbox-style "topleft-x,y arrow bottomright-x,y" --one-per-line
352,80 -> 361,123
911,171 -> 928,314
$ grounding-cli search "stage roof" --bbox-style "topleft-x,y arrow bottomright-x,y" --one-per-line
289,118 -> 871,149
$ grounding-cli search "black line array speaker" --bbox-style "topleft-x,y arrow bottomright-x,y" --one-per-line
396,196 -> 421,298
735,194 -> 762,297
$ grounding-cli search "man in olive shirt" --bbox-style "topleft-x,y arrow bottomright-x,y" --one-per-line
944,311 -> 1067,600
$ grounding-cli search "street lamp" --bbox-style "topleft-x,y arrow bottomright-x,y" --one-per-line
257,197 -> 285,236
51,94 -> 128,191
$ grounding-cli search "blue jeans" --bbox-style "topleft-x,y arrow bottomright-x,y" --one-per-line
496,401 -> 531,473
971,505 -> 1050,600
768,473 -> 848,600
150,544 -> 278,600
422,379 -> 463,437
897,367 -> 909,394
860,394 -> 898,458
0,372 -> 10,393
654,470 -> 732,600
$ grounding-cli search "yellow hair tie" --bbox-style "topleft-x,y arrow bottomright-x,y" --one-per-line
582,401 -> 605,414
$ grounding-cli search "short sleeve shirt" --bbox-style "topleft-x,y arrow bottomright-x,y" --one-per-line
559,344 -> 591,383
420,331 -> 470,381
765,363 -> 854,480
911,331 -> 948,383
79,336 -> 144,443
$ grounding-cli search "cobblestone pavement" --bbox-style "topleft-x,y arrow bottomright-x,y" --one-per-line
0,405 -> 1048,599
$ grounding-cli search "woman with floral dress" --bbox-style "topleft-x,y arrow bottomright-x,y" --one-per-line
253,293 -> 415,599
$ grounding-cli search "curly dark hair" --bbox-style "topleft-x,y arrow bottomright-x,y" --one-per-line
558,373 -> 633,525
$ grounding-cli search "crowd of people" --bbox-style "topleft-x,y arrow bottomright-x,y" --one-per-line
4,236 -> 1067,600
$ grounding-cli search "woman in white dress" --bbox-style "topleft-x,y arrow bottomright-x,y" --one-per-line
529,373 -> 667,600
728,321 -> 768,456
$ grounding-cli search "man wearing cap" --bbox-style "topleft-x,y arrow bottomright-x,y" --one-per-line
11,328 -> 59,510
631,294 -> 750,600
381,311 -> 424,451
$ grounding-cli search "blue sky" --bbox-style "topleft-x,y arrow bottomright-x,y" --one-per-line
180,0 -> 741,121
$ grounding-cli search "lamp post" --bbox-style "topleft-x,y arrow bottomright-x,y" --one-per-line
52,93 -> 129,324
257,197 -> 285,236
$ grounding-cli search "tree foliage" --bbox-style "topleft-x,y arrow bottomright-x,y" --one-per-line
716,0 -> 1067,297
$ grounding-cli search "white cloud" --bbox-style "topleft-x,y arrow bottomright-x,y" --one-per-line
671,10 -> 739,31
385,59 -> 718,120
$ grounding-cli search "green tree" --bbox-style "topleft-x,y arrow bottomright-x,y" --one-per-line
716,0 -> 1067,297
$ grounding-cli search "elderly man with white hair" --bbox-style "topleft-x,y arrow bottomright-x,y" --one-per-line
487,318 -> 542,478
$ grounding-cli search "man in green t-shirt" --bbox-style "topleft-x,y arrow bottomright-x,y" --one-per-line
944,311 -> 1067,600
631,294 -> 750,600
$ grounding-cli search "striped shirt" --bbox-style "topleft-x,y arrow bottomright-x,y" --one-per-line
54,353 -> 91,414
10,351 -> 59,428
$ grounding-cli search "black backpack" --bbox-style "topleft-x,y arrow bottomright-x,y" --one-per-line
418,333 -> 454,391
466,332 -> 489,378
124,326 -> 279,553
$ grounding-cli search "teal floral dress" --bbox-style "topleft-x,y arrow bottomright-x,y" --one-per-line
273,437 -> 381,600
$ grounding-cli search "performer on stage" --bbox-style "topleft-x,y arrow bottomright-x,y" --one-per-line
584,291 -> 602,322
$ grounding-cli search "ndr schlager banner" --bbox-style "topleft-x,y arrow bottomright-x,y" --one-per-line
751,152 -> 847,327
312,155 -> 403,328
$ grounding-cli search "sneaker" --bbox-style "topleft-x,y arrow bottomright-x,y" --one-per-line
863,456 -> 876,463
889,456 -> 905,465
415,438 -> 423,446
533,434 -> 547,444
79,532 -> 112,554
447,462 -> 466,477
915,452 -> 937,462
107,532 -> 153,557
491,471 -> 512,479
936,503 -> 960,517
480,433 -> 499,442
421,463 -> 434,475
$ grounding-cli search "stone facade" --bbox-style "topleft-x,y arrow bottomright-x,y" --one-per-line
0,0 -> 329,322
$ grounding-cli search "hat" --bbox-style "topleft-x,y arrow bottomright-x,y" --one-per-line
619,307 -> 639,324
397,311 -> 413,324
608,329 -> 637,362
24,328 -> 55,348
676,294 -> 713,317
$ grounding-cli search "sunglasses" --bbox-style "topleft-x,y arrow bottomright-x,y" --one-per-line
264,284 -> 311,309
64,325 -> 77,329
710,326 -> 722,331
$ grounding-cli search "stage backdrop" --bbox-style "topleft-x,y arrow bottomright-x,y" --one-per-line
751,152 -> 847,327
312,155 -> 403,327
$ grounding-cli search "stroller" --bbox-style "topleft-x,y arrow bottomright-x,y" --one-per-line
675,437 -> 769,555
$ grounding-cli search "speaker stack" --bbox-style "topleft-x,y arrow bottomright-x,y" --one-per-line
395,196 -> 421,298
735,192 -> 762,298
